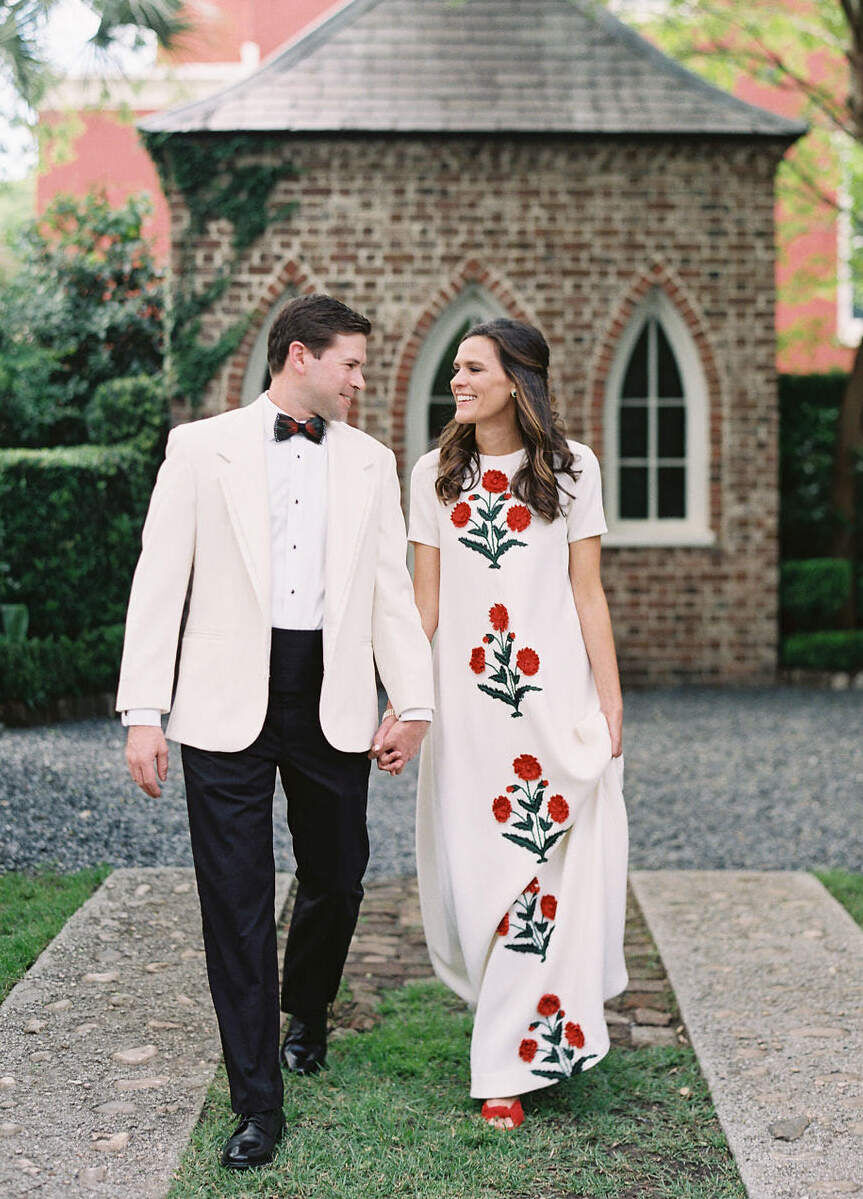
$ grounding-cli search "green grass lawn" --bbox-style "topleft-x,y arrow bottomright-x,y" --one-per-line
815,868 -> 863,929
0,865 -> 111,1001
170,981 -> 745,1199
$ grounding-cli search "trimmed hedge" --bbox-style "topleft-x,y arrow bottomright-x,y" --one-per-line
780,558 -> 853,632
85,374 -> 168,446
0,437 -> 157,639
782,631 -> 863,672
0,623 -> 124,708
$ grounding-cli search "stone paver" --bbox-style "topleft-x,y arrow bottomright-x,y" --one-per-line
0,867 -> 292,1198
632,870 -> 863,1199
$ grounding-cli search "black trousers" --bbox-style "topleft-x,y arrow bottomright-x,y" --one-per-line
181,629 -> 371,1114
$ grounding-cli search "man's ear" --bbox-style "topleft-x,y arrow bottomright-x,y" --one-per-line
287,340 -> 308,374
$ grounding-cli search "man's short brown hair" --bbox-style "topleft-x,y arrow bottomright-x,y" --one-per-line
267,294 -> 372,375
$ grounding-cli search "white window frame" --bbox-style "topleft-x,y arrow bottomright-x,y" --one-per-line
603,288 -> 715,547
405,284 -> 508,473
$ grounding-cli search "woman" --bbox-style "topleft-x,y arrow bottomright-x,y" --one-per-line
394,318 -> 628,1129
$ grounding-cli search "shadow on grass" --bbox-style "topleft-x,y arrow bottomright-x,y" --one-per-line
169,980 -> 744,1199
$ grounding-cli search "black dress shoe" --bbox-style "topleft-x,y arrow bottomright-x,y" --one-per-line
280,1013 -> 327,1075
219,1107 -> 285,1170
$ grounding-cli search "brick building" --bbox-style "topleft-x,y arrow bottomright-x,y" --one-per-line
140,0 -> 804,684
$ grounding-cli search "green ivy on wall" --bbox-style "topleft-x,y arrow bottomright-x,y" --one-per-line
141,132 -> 299,405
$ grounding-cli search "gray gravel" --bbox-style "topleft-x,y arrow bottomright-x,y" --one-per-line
0,687 -> 861,877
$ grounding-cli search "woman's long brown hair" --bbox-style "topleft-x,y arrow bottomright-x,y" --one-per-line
435,319 -> 580,521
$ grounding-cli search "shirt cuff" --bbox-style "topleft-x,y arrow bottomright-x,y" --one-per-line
121,709 -> 163,727
398,707 -> 432,722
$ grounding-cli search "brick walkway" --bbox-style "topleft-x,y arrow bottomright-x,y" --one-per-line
282,877 -> 688,1051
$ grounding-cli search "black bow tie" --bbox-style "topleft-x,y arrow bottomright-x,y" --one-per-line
274,413 -> 325,444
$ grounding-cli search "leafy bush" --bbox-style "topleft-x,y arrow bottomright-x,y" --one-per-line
778,374 -> 846,560
85,374 -> 168,446
782,631 -> 863,672
0,439 -> 156,638
0,624 -> 124,707
780,558 -> 853,632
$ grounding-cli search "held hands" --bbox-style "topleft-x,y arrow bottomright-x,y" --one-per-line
126,726 -> 169,797
603,706 -> 623,758
368,714 -> 430,776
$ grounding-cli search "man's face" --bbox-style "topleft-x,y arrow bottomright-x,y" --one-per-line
302,333 -> 367,422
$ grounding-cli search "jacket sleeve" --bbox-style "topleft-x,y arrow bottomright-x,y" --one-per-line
115,427 -> 196,714
370,450 -> 435,717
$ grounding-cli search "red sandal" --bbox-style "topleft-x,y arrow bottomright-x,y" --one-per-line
480,1098 -> 524,1128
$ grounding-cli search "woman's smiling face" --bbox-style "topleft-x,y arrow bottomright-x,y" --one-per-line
450,335 -> 514,426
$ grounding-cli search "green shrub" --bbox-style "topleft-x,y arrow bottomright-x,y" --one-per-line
779,374 -> 846,560
0,439 -> 157,638
0,623 -> 124,707
780,558 -> 853,632
85,374 -> 168,445
782,630 -> 863,672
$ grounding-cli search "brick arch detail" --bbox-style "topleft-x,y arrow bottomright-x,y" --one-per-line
388,259 -> 537,474
588,262 -> 723,529
224,258 -> 324,410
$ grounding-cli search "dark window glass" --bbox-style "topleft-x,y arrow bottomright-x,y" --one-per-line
431,320 -> 474,396
427,401 -> 453,448
658,466 -> 686,517
657,323 -> 683,397
619,466 -> 648,519
657,406 -> 686,458
619,405 -> 648,458
621,325 -> 648,398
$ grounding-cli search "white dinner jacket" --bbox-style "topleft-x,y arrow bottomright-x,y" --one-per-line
116,395 -> 434,752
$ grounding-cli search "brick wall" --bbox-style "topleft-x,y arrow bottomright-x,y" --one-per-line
165,134 -> 787,684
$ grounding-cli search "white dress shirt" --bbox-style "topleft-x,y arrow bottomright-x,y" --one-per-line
124,393 -> 430,726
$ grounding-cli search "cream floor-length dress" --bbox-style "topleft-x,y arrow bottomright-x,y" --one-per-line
409,442 -> 629,1100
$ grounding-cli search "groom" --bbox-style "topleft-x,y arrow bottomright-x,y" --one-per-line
117,294 -> 433,1169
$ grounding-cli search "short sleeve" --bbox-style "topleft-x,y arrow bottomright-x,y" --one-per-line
564,445 -> 608,543
408,454 -> 441,548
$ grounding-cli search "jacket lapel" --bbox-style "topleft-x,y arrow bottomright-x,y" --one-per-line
324,421 -> 376,642
216,396 -> 270,614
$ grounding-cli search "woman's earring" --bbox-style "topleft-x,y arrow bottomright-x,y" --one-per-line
511,389 -> 518,400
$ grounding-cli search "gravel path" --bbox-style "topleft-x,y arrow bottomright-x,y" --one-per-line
1,687 -> 861,877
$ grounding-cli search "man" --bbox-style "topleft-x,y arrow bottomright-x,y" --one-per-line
118,295 -> 433,1170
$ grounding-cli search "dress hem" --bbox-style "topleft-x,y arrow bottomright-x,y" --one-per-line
469,1040 -> 610,1099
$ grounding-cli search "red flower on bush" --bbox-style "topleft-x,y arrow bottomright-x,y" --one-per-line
518,1038 -> 538,1063
524,877 -> 540,894
537,994 -> 561,1017
513,753 -> 542,782
547,794 -> 570,823
488,603 -> 509,632
516,647 -> 540,676
565,1022 -> 585,1048
482,469 -> 509,493
470,647 -> 486,674
451,502 -> 471,528
497,913 -> 509,936
540,894 -> 558,920
492,795 -> 512,823
506,505 -> 531,533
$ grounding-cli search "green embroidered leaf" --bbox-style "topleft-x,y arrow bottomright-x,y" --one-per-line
542,829 -> 567,854
524,791 -> 544,815
514,927 -> 534,939
458,536 -> 495,563
530,1068 -> 569,1080
476,683 -> 515,706
504,942 -> 542,954
501,638 -> 513,666
538,816 -> 552,832
511,818 -> 535,833
535,920 -> 548,934
496,539 -> 528,558
571,1054 -> 598,1075
523,895 -> 537,919
514,684 -> 543,703
501,832 -> 543,855
488,669 -> 507,684
489,499 -> 505,520
547,1023 -> 563,1046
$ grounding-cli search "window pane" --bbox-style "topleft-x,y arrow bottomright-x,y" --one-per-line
621,325 -> 648,398
431,320 -> 474,396
657,323 -> 683,397
657,406 -> 686,458
619,405 -> 648,458
427,400 -> 453,447
658,466 -> 686,518
620,466 -> 648,519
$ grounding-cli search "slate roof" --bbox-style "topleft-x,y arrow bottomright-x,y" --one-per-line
140,0 -> 806,139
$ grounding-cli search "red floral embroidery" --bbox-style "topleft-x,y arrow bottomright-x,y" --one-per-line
482,634 -> 493,643
492,795 -> 512,823
537,994 -> 561,1017
565,1022 -> 585,1048
451,502 -> 471,528
540,894 -> 557,920
470,647 -> 486,674
488,603 -> 509,632
548,794 -> 570,823
497,913 -> 510,936
482,469 -> 509,493
502,491 -> 512,500
518,1038 -> 538,1063
513,753 -> 542,781
506,505 -> 531,533
503,882 -> 557,961
525,877 -> 540,894
516,647 -> 540,676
